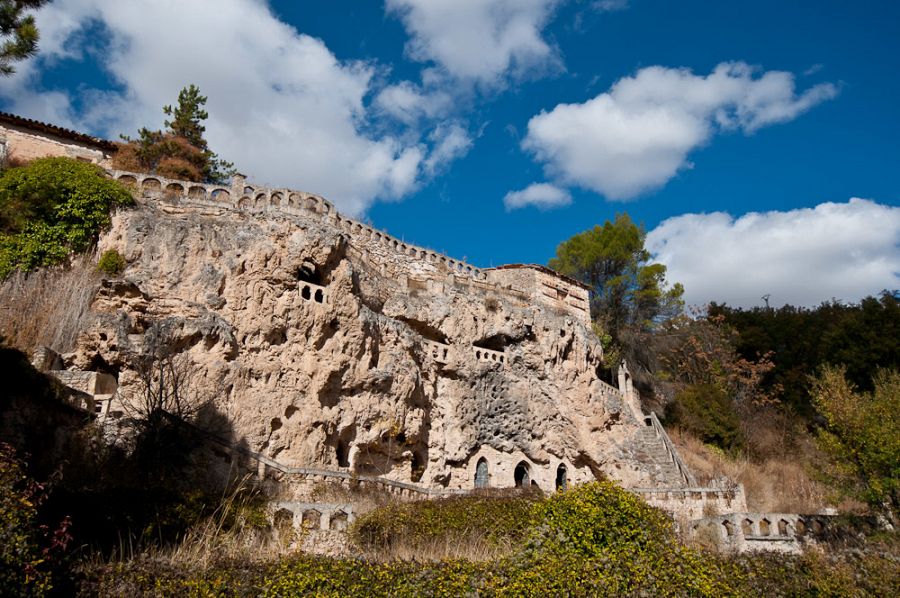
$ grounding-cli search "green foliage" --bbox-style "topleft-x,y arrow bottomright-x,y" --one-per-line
549,213 -> 684,338
0,442 -> 48,595
73,482 -> 900,597
811,365 -> 900,511
666,383 -> 745,452
0,157 -> 133,277
352,492 -> 539,556
0,1 -> 48,76
118,84 -> 235,184
734,547 -> 900,597
709,292 -> 900,413
0,442 -> 72,597
96,248 -> 125,276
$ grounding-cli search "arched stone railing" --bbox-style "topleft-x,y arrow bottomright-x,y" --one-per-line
271,501 -> 354,531
473,346 -> 506,365
107,169 -> 490,286
690,512 -> 835,553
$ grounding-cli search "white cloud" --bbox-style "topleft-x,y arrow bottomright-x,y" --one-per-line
0,0 -> 477,216
385,0 -> 563,86
593,0 -> 630,12
373,81 -> 454,125
523,62 -> 839,200
503,182 -> 571,210
645,199 -> 900,308
424,122 -> 474,175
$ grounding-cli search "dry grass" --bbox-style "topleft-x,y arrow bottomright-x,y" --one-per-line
307,480 -> 403,517
358,532 -> 517,563
93,477 -> 291,572
669,427 -> 850,513
0,253 -> 101,354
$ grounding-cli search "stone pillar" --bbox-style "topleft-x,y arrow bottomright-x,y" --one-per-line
231,172 -> 246,197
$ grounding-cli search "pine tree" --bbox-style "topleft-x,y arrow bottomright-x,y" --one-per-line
0,0 -> 49,76
115,84 -> 235,184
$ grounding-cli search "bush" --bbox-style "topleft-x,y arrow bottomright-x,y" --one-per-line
0,157 -> 133,278
667,383 -> 745,452
0,443 -> 72,597
96,249 -> 126,276
351,491 -> 539,561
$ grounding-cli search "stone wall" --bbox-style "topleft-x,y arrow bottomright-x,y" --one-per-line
486,265 -> 591,326
0,122 -> 113,166
632,485 -> 748,521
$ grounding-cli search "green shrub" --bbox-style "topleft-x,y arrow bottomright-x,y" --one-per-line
1,443 -> 54,597
667,383 -> 745,452
73,482 -> 899,597
351,491 -> 539,559
96,248 -> 126,276
0,157 -> 133,278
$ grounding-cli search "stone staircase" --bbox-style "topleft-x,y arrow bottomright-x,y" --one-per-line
633,414 -> 697,487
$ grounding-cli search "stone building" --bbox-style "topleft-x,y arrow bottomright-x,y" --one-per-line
0,111 -> 116,167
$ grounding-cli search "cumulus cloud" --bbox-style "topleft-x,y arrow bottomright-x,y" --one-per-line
523,62 -> 839,200
503,183 -> 572,210
0,0 -> 475,216
645,199 -> 900,308
386,0 -> 563,86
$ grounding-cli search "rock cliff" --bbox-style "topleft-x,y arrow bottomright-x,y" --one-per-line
61,174 -> 686,493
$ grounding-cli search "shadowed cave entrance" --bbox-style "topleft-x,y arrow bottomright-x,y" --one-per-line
556,464 -> 567,491
514,461 -> 530,488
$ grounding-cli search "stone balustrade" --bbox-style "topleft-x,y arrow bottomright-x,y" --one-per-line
690,512 -> 834,553
473,346 -> 506,365
271,501 -> 354,532
422,339 -> 451,364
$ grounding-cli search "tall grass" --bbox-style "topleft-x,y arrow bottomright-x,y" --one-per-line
668,427 -> 858,513
0,253 -> 101,354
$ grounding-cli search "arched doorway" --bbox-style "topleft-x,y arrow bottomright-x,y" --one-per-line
474,457 -> 489,488
514,461 -> 530,488
555,464 -> 567,491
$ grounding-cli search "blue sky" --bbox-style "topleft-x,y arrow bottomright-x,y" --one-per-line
1,0 -> 898,307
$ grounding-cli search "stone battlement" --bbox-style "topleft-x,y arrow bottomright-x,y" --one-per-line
106,169 -> 592,325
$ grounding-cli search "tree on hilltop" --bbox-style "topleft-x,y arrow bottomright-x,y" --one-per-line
114,84 -> 235,184
0,0 -> 50,76
549,213 -> 684,389
550,213 -> 684,340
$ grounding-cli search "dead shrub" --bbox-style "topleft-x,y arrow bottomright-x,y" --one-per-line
0,253 -> 100,354
669,427 -> 848,513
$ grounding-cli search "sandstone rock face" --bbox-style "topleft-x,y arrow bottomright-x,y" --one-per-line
67,173 -> 683,494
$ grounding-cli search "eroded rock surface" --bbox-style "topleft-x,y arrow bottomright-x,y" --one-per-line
65,182 -> 679,493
